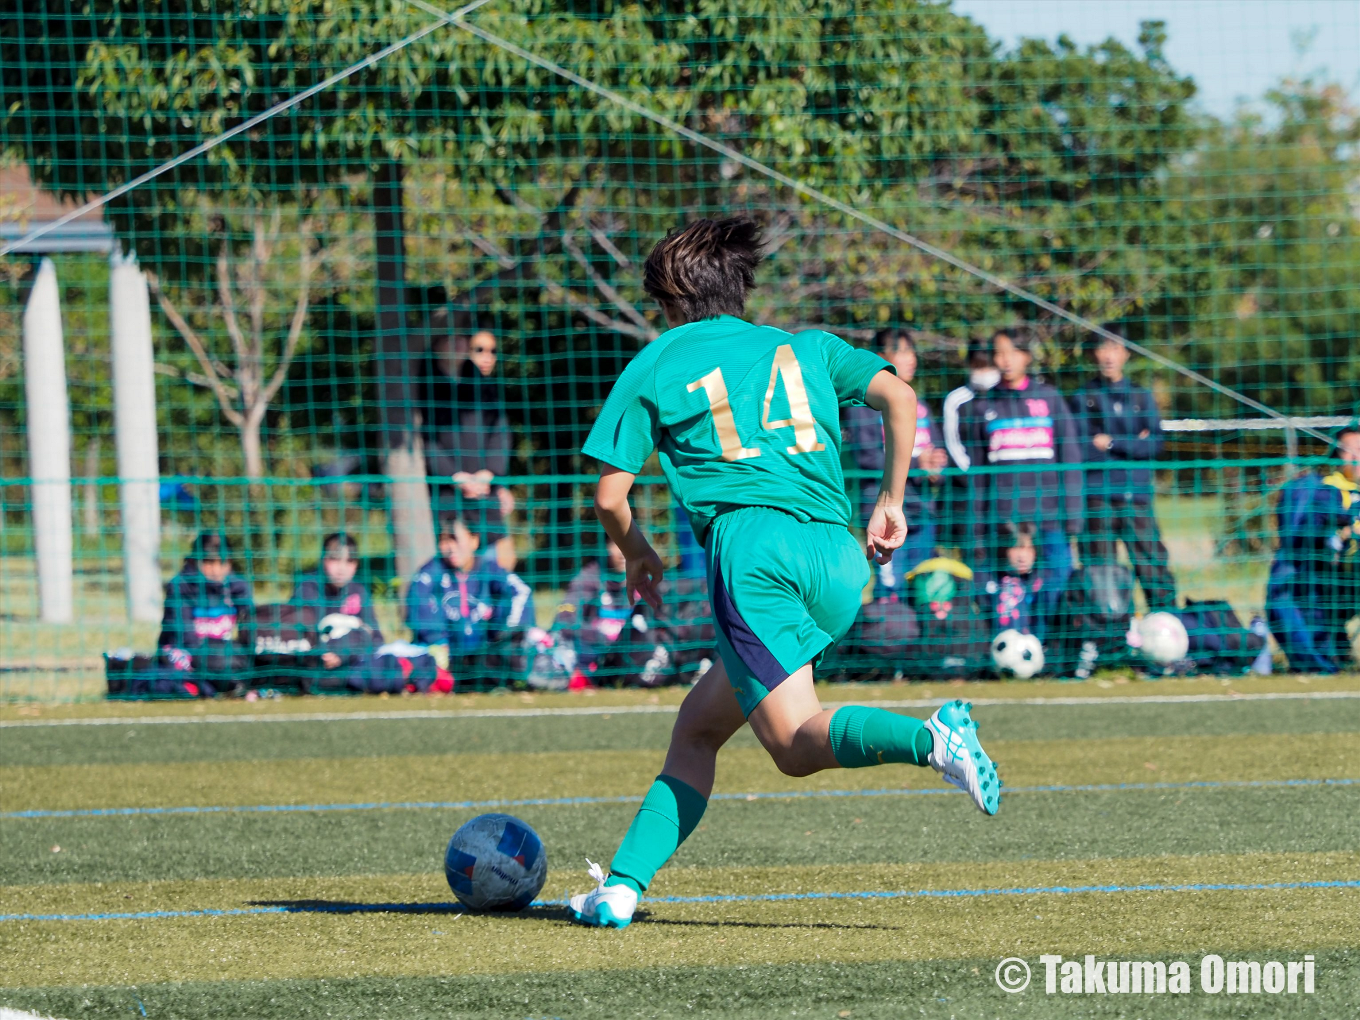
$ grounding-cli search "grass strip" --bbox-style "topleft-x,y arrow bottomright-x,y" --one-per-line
5,732 -> 1358,813
5,782 -> 1358,886
7,697 -> 1358,769
4,952 -> 1357,1020
1,857 -> 1357,987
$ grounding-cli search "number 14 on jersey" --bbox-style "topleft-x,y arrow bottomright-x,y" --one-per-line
687,344 -> 827,462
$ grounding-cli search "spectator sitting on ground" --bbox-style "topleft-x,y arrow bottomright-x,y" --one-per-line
551,538 -> 674,687
977,521 -> 1057,645
1266,422 -> 1360,673
1070,331 -> 1177,611
966,327 -> 1084,594
844,328 -> 948,598
158,530 -> 254,694
406,513 -> 535,680
290,532 -> 384,674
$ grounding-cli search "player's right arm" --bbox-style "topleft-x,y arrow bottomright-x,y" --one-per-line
593,467 -> 665,612
863,369 -> 918,564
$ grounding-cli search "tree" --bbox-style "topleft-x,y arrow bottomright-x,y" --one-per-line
145,204 -> 348,479
1160,79 -> 1360,419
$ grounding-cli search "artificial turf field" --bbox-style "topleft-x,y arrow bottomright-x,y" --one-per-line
2,677 -> 1359,1019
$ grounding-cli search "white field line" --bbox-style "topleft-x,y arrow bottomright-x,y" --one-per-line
3,689 -> 1359,727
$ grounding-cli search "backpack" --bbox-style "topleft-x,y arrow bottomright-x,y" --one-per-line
847,598 -> 920,661
1056,565 -> 1135,677
902,558 -> 992,678
1177,600 -> 1266,675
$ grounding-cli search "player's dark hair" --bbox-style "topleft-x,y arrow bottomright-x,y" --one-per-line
992,326 -> 1036,354
322,532 -> 359,558
436,512 -> 470,541
873,328 -> 915,354
966,340 -> 993,367
188,530 -> 231,565
643,217 -> 764,323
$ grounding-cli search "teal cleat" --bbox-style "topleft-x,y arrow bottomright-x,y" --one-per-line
925,699 -> 1001,815
568,859 -> 638,928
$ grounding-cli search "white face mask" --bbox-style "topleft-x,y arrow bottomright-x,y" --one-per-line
969,367 -> 1001,392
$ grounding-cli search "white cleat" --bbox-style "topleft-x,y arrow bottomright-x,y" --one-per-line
567,859 -> 638,928
925,699 -> 1001,815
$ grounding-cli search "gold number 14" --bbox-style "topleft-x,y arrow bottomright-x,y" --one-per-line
688,344 -> 824,462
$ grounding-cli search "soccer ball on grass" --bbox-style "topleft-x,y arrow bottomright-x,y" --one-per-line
444,813 -> 547,911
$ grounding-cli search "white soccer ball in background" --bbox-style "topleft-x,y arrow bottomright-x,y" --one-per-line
991,629 -> 1044,679
1139,612 -> 1190,666
444,813 -> 548,911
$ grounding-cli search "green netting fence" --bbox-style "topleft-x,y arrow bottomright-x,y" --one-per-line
2,1 -> 1358,702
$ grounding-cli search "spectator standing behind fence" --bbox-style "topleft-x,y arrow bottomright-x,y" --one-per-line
423,330 -> 517,570
941,340 -> 999,472
406,513 -> 535,679
158,531 -> 254,694
1069,334 -> 1177,610
290,532 -> 384,674
844,329 -> 948,598
1265,423 -> 1360,673
966,328 -> 1083,596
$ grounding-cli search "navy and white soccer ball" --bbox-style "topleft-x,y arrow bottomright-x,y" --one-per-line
444,813 -> 547,911
991,629 -> 1044,679
1139,612 -> 1189,666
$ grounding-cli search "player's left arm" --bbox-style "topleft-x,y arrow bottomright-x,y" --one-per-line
863,370 -> 918,564
593,466 -> 664,611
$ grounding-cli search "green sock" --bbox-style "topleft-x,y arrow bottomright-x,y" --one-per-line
828,705 -> 933,768
607,774 -> 708,894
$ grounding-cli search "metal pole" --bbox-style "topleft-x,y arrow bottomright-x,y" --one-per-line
109,249 -> 163,622
22,257 -> 74,623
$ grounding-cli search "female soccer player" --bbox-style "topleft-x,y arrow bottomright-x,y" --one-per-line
570,218 -> 1000,928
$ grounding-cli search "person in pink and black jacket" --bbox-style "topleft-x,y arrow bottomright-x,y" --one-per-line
157,530 -> 255,693
965,327 -> 1084,594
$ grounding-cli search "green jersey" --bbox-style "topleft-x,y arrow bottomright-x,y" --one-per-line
582,315 -> 892,543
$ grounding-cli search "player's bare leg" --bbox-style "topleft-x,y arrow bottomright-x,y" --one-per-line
747,665 -> 999,812
658,659 -> 748,796
569,662 -> 744,927
745,663 -> 839,777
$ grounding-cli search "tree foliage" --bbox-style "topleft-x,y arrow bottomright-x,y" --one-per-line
2,0 -> 1356,481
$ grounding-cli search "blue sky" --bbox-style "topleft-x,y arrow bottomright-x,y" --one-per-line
950,0 -> 1360,118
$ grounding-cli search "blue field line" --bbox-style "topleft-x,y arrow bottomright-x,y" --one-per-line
5,776 -> 1357,822
5,878 -> 1360,924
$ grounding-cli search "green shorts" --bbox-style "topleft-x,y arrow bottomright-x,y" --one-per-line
705,507 -> 869,717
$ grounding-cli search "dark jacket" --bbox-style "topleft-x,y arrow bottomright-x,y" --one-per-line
553,561 -> 635,643
406,554 -> 534,652
290,570 -> 385,663
966,377 -> 1084,535
978,570 -> 1056,643
424,358 -> 512,477
1069,376 -> 1164,504
1271,471 -> 1359,571
844,398 -> 940,519
291,571 -> 382,629
158,565 -> 254,662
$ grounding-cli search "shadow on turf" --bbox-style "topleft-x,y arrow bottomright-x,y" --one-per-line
248,901 -> 896,931
249,899 -> 574,921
